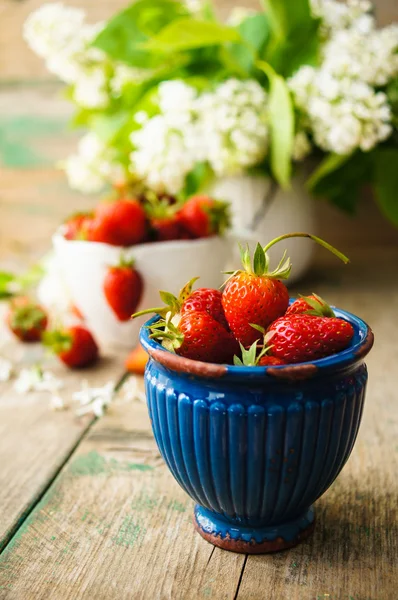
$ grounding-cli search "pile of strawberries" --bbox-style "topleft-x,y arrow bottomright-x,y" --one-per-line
63,194 -> 230,245
136,234 -> 355,367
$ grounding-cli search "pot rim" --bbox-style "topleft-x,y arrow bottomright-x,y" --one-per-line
140,305 -> 374,382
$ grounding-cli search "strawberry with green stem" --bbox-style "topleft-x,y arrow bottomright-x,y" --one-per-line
286,293 -> 336,317
133,277 -> 229,329
267,314 -> 354,364
104,256 -> 143,322
148,311 -> 239,364
222,233 -> 349,348
144,194 -> 186,242
43,325 -> 99,369
178,195 -> 230,239
6,297 -> 48,342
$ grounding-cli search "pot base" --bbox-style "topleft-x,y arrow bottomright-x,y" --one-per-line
193,505 -> 315,554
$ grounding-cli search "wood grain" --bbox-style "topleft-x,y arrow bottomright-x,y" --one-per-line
0,258 -> 397,599
0,319 -> 124,554
0,399 -> 245,599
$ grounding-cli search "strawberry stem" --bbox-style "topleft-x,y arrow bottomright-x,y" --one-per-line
263,233 -> 349,264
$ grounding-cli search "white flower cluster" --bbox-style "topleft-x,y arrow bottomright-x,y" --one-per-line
289,0 -> 397,155
64,132 -> 126,194
74,380 -> 115,417
24,3 -> 108,109
130,79 -> 268,194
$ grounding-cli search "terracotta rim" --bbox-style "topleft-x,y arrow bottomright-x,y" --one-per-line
140,307 -> 374,381
193,516 -> 315,555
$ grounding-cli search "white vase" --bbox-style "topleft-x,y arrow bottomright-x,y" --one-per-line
209,172 -> 315,283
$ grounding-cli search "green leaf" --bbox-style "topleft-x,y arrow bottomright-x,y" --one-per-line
257,61 -> 294,187
309,151 -> 373,215
92,0 -> 189,65
0,272 -> 15,299
142,19 -> 241,52
226,13 -> 270,75
374,147 -> 398,227
387,77 -> 398,127
307,153 -> 352,191
261,0 -> 320,75
182,162 -> 213,198
253,243 -> 266,276
262,0 -> 313,38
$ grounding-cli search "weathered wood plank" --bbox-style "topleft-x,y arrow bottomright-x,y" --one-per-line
0,322 -> 124,554
0,398 -> 245,599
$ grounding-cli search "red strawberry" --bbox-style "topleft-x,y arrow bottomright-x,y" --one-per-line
286,293 -> 335,317
181,288 -> 229,329
90,199 -> 147,246
222,234 -> 350,348
267,314 -> 355,364
43,325 -> 99,368
63,212 -> 93,240
222,244 -> 290,347
133,278 -> 228,329
258,356 -> 287,366
144,195 -> 185,242
178,195 -> 230,238
150,311 -> 239,364
6,297 -> 48,342
103,258 -> 143,322
151,215 -> 184,241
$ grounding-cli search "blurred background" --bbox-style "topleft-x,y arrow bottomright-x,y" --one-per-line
1,0 -> 398,272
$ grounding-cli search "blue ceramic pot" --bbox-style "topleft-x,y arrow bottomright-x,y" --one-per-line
140,307 -> 373,554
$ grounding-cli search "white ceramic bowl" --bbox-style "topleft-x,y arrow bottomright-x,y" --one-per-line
52,233 -> 231,350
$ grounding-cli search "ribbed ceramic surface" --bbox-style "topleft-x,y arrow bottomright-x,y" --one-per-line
145,364 -> 368,526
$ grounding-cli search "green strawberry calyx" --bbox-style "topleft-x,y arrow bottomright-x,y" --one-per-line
225,233 -> 349,283
42,330 -> 73,355
204,200 -> 231,235
147,314 -> 183,353
234,329 -> 275,366
299,293 -> 336,317
10,303 -> 47,332
132,277 -> 199,320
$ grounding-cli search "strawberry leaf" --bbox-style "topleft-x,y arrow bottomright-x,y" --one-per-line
253,243 -> 266,276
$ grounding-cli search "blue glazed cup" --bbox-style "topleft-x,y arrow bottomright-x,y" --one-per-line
140,307 -> 373,554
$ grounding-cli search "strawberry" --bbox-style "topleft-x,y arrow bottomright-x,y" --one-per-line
180,288 -> 229,329
222,234 -> 350,348
267,314 -> 355,364
90,199 -> 147,246
150,311 -> 239,364
222,244 -> 290,347
286,293 -> 335,317
43,325 -> 99,368
125,344 -> 148,375
178,195 -> 230,239
6,297 -> 48,342
133,278 -> 228,329
103,258 -> 143,322
63,212 -> 93,241
258,356 -> 287,366
144,195 -> 185,242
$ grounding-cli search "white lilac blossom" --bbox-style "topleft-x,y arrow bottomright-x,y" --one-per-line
290,67 -> 392,154
120,376 -> 146,404
130,81 -> 200,195
196,79 -> 268,176
49,395 -> 66,411
322,26 -> 398,87
64,132 -> 126,194
0,358 -> 13,382
74,380 -> 115,417
310,0 -> 374,35
130,79 -> 269,194
14,366 -> 63,394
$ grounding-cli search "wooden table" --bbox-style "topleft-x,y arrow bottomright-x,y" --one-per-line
0,252 -> 397,600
